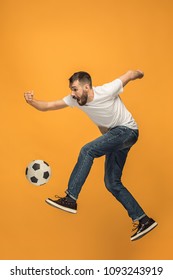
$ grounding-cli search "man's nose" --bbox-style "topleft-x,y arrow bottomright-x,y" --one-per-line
71,92 -> 77,99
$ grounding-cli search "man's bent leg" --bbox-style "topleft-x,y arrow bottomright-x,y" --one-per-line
66,126 -> 140,199
104,148 -> 145,221
104,143 -> 158,241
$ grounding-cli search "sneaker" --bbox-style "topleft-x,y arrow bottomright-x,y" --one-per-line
131,218 -> 158,241
45,196 -> 77,214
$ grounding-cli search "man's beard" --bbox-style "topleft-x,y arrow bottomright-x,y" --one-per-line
77,90 -> 88,106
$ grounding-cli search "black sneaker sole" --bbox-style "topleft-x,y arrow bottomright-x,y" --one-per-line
131,221 -> 158,241
45,198 -> 77,214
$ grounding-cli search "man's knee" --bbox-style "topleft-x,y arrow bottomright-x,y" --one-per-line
104,177 -> 123,195
80,143 -> 91,156
80,142 -> 102,158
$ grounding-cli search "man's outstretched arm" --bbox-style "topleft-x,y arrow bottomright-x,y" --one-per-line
119,70 -> 144,87
24,91 -> 68,111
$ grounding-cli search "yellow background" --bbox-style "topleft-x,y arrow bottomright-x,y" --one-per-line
0,0 -> 173,260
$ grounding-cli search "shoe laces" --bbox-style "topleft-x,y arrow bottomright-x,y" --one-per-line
132,221 -> 139,232
54,195 -> 67,201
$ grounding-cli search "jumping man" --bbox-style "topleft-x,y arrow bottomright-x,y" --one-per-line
24,69 -> 158,241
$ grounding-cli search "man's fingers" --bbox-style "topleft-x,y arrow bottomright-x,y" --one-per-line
136,70 -> 144,79
24,91 -> 34,101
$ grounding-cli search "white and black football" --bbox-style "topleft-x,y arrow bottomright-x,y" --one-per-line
25,160 -> 51,186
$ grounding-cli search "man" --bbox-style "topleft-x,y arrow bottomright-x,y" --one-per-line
24,70 -> 157,241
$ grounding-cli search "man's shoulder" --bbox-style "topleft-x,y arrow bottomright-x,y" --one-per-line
93,79 -> 123,96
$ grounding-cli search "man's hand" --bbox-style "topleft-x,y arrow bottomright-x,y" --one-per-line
130,70 -> 144,80
119,70 -> 144,87
24,91 -> 34,104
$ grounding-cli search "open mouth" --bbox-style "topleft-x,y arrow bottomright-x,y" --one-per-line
72,96 -> 80,101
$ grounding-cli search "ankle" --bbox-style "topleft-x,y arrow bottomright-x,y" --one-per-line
66,194 -> 76,202
139,215 -> 150,224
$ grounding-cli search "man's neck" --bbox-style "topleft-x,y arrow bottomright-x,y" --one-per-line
87,88 -> 94,103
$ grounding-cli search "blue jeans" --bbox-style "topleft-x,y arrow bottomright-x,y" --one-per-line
66,126 -> 145,221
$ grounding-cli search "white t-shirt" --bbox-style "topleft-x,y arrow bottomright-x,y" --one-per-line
63,79 -> 138,130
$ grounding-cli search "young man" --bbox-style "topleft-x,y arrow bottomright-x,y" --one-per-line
24,70 -> 158,241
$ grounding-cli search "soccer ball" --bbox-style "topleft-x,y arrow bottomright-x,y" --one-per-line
25,160 -> 51,186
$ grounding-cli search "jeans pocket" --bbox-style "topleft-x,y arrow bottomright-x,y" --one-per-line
121,129 -> 138,149
131,129 -> 139,140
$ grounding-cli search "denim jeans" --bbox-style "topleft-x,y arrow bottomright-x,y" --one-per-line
66,126 -> 145,221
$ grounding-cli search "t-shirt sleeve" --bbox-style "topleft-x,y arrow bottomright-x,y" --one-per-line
63,95 -> 76,107
95,78 -> 123,97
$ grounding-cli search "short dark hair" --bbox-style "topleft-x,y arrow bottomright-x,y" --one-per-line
69,71 -> 92,88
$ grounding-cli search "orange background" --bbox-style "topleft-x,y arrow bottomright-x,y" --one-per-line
0,0 -> 173,260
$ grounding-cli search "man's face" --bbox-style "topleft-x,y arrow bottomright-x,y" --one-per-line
70,80 -> 89,106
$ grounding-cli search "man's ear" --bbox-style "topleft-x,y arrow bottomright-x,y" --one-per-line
84,84 -> 90,90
